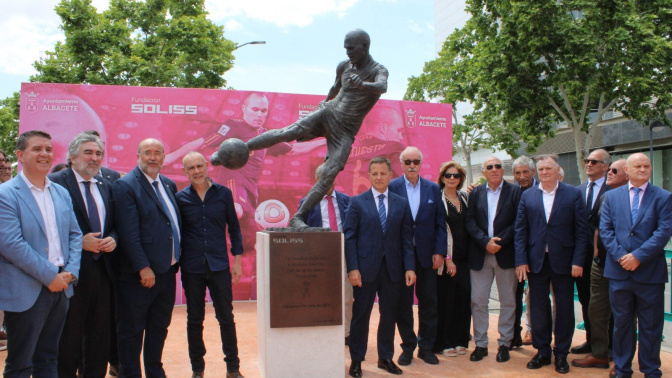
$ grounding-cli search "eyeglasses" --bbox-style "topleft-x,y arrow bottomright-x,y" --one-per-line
584,159 -> 604,165
443,172 -> 460,179
609,167 -> 618,174
485,164 -> 502,170
403,159 -> 422,166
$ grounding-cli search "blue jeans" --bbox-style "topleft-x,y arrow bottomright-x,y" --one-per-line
181,266 -> 240,373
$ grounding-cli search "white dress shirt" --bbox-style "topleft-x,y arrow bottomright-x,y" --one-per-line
73,169 -> 106,234
20,171 -> 64,267
143,172 -> 180,265
371,187 -> 389,216
540,181 -> 559,222
403,176 -> 421,220
320,194 -> 343,231
486,180 -> 504,238
628,181 -> 648,210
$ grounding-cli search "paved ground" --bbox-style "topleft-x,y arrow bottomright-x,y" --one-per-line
1,301 -> 662,377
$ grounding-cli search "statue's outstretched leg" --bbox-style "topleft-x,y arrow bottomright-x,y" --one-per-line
247,124 -> 304,151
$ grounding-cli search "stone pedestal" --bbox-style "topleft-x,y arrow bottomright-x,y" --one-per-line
257,231 -> 345,378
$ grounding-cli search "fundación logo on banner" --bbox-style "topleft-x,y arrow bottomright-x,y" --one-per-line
405,108 -> 417,128
25,91 -> 39,113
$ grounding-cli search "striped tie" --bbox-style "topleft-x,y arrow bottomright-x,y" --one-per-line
378,194 -> 386,230
631,187 -> 641,224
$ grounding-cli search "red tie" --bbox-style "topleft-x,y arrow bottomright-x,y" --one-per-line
327,195 -> 338,231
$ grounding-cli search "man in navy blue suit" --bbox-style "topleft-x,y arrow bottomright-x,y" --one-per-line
49,132 -> 118,378
300,163 -> 351,344
389,146 -> 446,366
113,138 -> 182,378
465,157 -> 521,363
514,154 -> 589,374
344,157 -> 415,378
599,153 -> 672,378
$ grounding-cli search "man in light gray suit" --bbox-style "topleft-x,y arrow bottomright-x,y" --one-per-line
0,130 -> 82,377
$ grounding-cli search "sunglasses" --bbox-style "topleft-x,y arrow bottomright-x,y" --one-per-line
584,159 -> 604,165
443,172 -> 461,179
485,164 -> 502,170
403,159 -> 422,166
609,167 -> 618,174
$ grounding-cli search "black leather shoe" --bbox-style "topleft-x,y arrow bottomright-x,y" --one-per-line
349,361 -> 362,378
555,356 -> 570,374
108,363 -> 119,377
470,347 -> 488,361
496,345 -> 510,362
226,372 -> 245,378
377,359 -> 403,375
397,350 -> 413,366
570,341 -> 592,354
527,353 -> 552,369
509,336 -> 523,349
417,349 -> 439,365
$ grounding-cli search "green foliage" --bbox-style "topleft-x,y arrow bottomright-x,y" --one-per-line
32,0 -> 235,89
0,92 -> 20,161
406,0 -> 672,181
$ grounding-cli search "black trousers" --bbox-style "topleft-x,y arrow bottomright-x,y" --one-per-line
574,264 -> 592,342
513,278 -> 525,341
117,265 -> 176,378
58,258 -> 111,378
181,266 -> 240,373
396,254 -> 438,353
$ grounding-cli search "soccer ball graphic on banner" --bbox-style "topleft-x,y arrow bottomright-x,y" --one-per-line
255,199 -> 290,229
210,138 -> 249,169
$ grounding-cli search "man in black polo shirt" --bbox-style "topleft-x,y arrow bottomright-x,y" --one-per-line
176,151 -> 245,378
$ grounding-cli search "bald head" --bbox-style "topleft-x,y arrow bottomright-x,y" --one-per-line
606,159 -> 628,188
625,153 -> 651,187
137,138 -> 165,179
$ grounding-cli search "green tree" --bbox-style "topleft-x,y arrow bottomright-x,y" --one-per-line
407,0 -> 672,182
0,92 -> 20,162
32,0 -> 235,88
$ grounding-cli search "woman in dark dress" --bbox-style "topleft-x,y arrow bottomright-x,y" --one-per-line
433,161 -> 471,357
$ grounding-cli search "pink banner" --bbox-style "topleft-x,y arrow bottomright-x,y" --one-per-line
19,82 -> 452,302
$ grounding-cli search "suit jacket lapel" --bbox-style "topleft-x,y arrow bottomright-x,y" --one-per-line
534,186 -> 548,225
135,167 -> 168,218
64,169 -> 92,231
161,177 -> 181,228
547,183 -> 563,223
15,178 -> 48,238
494,181 -> 508,222
480,186 -> 488,221
98,177 -> 113,233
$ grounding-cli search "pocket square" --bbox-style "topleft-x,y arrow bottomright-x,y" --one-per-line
428,199 -> 434,204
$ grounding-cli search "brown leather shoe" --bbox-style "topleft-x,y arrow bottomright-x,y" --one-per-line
571,354 -> 609,369
522,330 -> 533,345
226,372 -> 245,378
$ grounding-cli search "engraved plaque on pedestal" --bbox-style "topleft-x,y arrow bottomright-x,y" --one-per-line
268,232 -> 342,328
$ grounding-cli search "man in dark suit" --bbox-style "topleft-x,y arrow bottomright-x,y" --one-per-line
344,157 -> 415,378
0,130 -> 82,377
113,138 -> 181,378
49,132 -> 118,378
571,149 -> 611,356
300,163 -> 351,344
465,157 -> 521,363
389,146 -> 446,366
515,154 -> 589,374
511,155 -> 537,346
599,153 -> 672,378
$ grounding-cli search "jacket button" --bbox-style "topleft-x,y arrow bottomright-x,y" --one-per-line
630,232 -> 634,235
44,248 -> 48,252
167,222 -> 170,226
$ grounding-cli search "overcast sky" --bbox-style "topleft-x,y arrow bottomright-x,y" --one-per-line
0,0 -> 437,101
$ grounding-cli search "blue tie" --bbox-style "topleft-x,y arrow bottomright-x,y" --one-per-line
378,194 -> 386,231
631,187 -> 641,224
83,181 -> 102,260
152,180 -> 180,263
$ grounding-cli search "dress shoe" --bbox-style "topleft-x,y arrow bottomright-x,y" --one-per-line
397,350 -> 413,366
108,363 -> 119,377
509,336 -> 523,349
192,371 -> 204,378
469,347 -> 488,361
496,345 -> 510,362
417,349 -> 439,365
377,359 -> 403,375
570,341 -> 592,354
555,356 -> 570,374
571,354 -> 609,369
345,336 -> 350,346
526,353 -> 552,369
609,371 -> 632,378
226,371 -> 244,378
349,361 -> 362,378
522,330 -> 533,345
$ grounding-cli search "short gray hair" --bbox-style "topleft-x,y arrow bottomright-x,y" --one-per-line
535,153 -> 560,167
590,148 -> 611,165
399,146 -> 423,162
68,132 -> 104,161
513,155 -> 535,171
